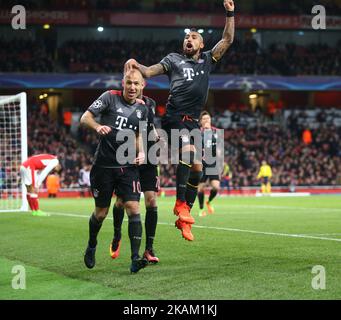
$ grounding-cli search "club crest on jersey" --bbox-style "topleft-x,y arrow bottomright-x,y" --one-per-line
136,110 -> 142,119
92,100 -> 103,109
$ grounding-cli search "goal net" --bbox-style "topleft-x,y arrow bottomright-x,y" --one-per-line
0,93 -> 28,212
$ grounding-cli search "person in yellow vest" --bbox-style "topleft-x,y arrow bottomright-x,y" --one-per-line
257,160 -> 272,194
222,162 -> 232,193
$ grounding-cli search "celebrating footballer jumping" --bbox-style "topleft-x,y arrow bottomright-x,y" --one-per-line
125,0 -> 235,241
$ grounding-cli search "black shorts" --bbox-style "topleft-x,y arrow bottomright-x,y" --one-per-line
201,163 -> 220,183
90,165 -> 141,208
200,174 -> 220,183
139,164 -> 159,192
161,115 -> 201,149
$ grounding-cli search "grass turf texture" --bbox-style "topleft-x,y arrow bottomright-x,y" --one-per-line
0,196 -> 341,300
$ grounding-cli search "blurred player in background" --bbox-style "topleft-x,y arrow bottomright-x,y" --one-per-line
78,163 -> 91,197
125,0 -> 235,241
111,93 -> 160,264
80,69 -> 149,274
20,154 -> 61,216
197,111 -> 221,217
257,160 -> 273,195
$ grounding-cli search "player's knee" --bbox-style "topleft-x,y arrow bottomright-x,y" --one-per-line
198,184 -> 204,193
125,201 -> 140,215
212,186 -> 220,193
115,197 -> 124,209
95,207 -> 109,222
145,196 -> 157,208
144,191 -> 157,208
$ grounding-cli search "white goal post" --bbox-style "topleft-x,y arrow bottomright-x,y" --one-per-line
0,92 -> 28,212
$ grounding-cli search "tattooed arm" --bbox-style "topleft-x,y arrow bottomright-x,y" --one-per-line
125,60 -> 165,78
211,0 -> 235,62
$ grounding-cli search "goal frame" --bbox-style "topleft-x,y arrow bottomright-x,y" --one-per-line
0,92 -> 28,212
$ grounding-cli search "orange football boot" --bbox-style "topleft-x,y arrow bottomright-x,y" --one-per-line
173,200 -> 195,224
143,249 -> 160,264
206,201 -> 215,214
175,218 -> 194,241
109,240 -> 121,259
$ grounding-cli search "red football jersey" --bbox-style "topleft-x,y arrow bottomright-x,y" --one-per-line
22,154 -> 58,170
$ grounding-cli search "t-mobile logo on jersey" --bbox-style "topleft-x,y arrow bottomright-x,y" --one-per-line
183,68 -> 195,81
115,116 -> 128,130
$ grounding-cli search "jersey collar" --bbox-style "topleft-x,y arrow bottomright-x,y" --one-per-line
183,52 -> 204,64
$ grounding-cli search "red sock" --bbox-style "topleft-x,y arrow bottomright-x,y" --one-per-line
30,194 -> 39,211
26,194 -> 35,211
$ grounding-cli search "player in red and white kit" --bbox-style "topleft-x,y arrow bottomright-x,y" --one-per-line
20,154 -> 61,216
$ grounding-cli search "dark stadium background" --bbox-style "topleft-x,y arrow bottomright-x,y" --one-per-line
1,0 -> 340,195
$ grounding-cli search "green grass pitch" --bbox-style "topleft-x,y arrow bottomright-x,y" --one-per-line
1,195 -> 341,300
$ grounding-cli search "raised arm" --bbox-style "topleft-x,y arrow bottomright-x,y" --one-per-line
125,60 -> 165,79
211,0 -> 235,62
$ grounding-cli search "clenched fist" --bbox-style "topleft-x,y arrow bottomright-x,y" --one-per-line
224,0 -> 235,11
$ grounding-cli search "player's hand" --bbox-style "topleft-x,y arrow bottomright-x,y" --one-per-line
224,0 -> 235,11
95,125 -> 112,136
124,59 -> 139,74
134,152 -> 145,165
136,98 -> 145,105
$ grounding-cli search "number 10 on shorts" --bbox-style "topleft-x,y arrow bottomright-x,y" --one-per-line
132,181 -> 141,193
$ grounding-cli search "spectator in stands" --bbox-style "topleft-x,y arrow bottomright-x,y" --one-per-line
302,128 -> 313,145
63,109 -> 73,133
267,99 -> 277,120
2,36 -> 340,76
46,172 -> 60,198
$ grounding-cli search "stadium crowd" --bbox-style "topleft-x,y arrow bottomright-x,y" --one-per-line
1,0 -> 340,15
27,102 -> 93,189
56,38 -> 341,76
0,39 -> 55,73
155,123 -> 341,189
224,124 -> 341,188
7,101 -> 339,190
1,37 -> 340,76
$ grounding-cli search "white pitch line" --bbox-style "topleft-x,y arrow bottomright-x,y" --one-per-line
299,233 -> 341,236
211,205 -> 341,212
45,211 -> 341,243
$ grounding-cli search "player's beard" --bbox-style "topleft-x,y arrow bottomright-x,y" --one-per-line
183,43 -> 200,57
